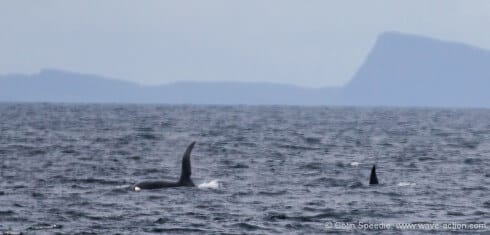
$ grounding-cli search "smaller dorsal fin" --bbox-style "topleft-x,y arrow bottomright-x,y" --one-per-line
369,164 -> 379,185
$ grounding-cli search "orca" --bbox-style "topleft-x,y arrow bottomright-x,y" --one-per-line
369,164 -> 379,185
134,142 -> 196,191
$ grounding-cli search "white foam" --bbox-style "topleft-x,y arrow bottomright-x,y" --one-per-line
397,182 -> 416,187
134,186 -> 141,192
115,184 -> 131,189
350,162 -> 360,167
198,179 -> 220,189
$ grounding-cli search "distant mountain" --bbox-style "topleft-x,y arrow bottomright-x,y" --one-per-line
2,32 -> 490,107
0,69 -> 338,105
341,31 -> 490,107
0,69 -> 146,103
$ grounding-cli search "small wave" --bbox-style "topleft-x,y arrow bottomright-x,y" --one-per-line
397,182 -> 416,187
418,157 -> 436,161
233,222 -> 264,231
154,217 -> 170,224
0,210 -> 15,216
198,179 -> 220,189
231,191 -> 253,197
307,177 -> 348,187
348,181 -> 364,188
76,178 -> 123,185
31,192 -> 45,198
146,227 -> 208,233
301,162 -> 323,170
258,190 -> 287,196
137,133 -> 157,140
462,186 -> 487,191
277,144 -> 318,150
446,211 -> 465,216
305,137 -> 321,144
350,162 -> 360,167
473,210 -> 485,215
464,158 -> 482,165
231,163 -> 249,169
27,223 -> 63,230
266,211 -> 340,222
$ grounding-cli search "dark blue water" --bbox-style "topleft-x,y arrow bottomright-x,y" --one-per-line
0,103 -> 489,234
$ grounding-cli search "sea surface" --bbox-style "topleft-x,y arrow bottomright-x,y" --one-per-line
0,103 -> 489,234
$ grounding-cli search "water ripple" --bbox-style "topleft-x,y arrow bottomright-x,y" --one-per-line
0,104 -> 489,234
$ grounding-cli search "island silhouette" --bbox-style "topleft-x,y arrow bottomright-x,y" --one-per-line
2,32 -> 489,107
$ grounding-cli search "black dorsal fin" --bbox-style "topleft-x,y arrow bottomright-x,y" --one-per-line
369,164 -> 379,185
178,141 -> 196,186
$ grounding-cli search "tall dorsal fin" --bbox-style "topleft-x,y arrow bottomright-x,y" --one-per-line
369,164 -> 379,185
178,141 -> 196,186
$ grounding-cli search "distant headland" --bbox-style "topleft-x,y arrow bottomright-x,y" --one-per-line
2,32 -> 490,107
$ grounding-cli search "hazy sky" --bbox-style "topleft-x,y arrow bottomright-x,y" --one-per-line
1,1 -> 490,87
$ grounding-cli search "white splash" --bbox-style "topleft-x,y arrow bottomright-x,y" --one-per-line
116,184 -> 131,189
350,162 -> 360,167
134,186 -> 141,192
198,179 -> 220,189
397,182 -> 416,187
